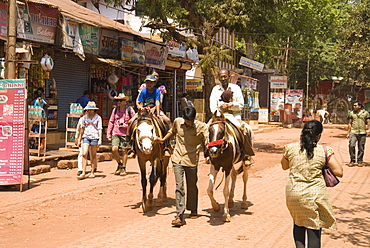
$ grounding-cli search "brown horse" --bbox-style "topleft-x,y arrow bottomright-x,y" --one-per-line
133,111 -> 170,212
207,111 -> 254,222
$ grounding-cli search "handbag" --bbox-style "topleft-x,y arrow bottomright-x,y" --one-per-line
322,145 -> 340,187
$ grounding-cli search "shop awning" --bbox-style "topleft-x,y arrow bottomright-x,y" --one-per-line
95,57 -> 145,68
27,0 -> 144,38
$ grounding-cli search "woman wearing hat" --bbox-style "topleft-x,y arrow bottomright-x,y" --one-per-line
107,93 -> 135,176
77,101 -> 102,179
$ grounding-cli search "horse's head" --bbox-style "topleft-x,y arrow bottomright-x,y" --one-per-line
136,117 -> 156,154
208,112 -> 228,158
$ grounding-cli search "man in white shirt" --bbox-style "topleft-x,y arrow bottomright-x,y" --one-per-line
209,69 -> 254,160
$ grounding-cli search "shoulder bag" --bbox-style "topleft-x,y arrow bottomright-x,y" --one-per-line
322,145 -> 340,187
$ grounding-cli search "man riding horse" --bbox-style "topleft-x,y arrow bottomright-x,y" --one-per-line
209,69 -> 254,161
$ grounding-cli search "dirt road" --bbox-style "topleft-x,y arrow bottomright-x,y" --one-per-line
1,124 -> 369,247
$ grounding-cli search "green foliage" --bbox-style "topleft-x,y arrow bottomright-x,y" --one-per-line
338,0 -> 370,87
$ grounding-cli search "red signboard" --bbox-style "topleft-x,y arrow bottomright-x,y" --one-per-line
0,79 -> 26,185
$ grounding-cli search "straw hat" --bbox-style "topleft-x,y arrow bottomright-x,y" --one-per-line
114,93 -> 129,101
84,101 -> 99,110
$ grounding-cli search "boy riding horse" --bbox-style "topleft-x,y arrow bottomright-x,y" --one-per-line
127,74 -> 172,156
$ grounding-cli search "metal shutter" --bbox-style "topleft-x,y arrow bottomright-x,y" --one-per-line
50,52 -> 90,131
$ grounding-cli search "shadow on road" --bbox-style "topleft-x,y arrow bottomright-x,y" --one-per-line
203,201 -> 254,226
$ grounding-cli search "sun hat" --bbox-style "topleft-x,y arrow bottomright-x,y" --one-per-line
114,92 -> 129,101
144,74 -> 157,82
84,101 -> 99,110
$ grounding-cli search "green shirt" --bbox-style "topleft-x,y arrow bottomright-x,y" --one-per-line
349,109 -> 370,134
168,118 -> 209,167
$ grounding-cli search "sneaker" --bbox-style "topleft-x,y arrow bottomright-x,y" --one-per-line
115,163 -> 123,175
358,162 -> 364,167
348,162 -> 356,167
120,167 -> 127,176
77,173 -> 85,180
77,171 -> 83,176
88,173 -> 95,178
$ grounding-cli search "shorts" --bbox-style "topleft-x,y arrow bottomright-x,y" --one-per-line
82,137 -> 99,146
112,135 -> 129,148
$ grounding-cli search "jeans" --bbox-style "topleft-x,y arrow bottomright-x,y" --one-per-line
349,133 -> 366,163
173,162 -> 198,218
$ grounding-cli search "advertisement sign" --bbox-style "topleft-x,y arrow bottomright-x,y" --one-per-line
99,29 -> 133,59
270,92 -> 285,121
79,24 -> 99,54
0,79 -> 26,185
186,79 -> 203,92
239,56 -> 264,72
145,42 -> 168,70
270,76 -> 288,89
240,77 -> 257,90
167,40 -> 186,58
258,108 -> 269,123
121,38 -> 134,62
132,41 -> 145,64
0,2 -> 7,39
286,89 -> 304,123
17,4 -> 58,44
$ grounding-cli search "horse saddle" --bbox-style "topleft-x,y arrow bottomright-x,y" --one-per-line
224,119 -> 244,154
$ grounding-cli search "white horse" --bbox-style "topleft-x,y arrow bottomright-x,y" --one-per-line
207,112 -> 254,222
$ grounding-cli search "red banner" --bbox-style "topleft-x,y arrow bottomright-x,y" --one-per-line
0,79 -> 26,185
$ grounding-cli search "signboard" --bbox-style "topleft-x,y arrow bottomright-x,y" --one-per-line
240,77 -> 257,90
132,41 -> 145,64
99,29 -> 133,59
62,21 -> 99,56
270,92 -> 285,121
286,89 -> 304,123
0,79 -> 26,186
17,4 -> 58,44
79,24 -> 99,54
121,38 -> 134,62
258,108 -> 269,123
270,76 -> 288,89
239,56 -> 264,72
167,40 -> 186,58
145,42 -> 168,70
0,2 -> 7,39
186,79 -> 203,92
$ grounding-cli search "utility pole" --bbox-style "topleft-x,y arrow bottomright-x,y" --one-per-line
5,0 -> 17,79
306,56 -> 310,109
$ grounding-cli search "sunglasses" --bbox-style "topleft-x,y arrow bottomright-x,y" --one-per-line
117,99 -> 126,102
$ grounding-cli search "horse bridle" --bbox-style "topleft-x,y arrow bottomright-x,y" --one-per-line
209,120 -> 229,153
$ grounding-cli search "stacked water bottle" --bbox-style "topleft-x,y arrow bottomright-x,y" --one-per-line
28,105 -> 44,118
70,103 -> 84,115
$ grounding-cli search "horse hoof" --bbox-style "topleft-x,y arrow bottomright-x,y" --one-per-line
212,203 -> 220,212
228,200 -> 234,208
223,214 -> 231,222
241,202 -> 249,209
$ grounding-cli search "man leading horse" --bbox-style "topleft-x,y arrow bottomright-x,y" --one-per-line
209,68 -> 254,161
